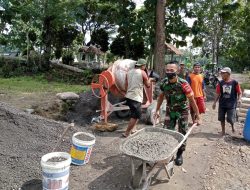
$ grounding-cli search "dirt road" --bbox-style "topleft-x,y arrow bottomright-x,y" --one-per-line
67,101 -> 249,190
0,73 -> 249,190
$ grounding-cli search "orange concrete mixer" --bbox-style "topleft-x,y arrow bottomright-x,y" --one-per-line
91,59 -> 156,123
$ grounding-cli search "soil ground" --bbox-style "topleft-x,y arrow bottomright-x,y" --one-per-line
0,74 -> 249,190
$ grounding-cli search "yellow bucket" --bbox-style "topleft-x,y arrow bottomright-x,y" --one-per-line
70,132 -> 96,165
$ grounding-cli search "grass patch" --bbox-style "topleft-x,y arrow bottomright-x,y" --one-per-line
241,82 -> 250,90
0,75 -> 89,94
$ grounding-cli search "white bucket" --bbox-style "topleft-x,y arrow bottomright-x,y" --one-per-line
41,152 -> 71,190
241,97 -> 250,104
243,89 -> 250,98
70,132 -> 96,165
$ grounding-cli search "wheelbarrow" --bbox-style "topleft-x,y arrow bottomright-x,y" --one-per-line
120,124 -> 196,190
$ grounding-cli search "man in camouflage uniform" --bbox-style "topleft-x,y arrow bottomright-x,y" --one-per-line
155,61 -> 201,166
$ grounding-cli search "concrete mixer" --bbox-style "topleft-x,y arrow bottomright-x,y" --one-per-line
91,59 -> 159,123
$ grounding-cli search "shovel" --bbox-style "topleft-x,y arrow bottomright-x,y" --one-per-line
51,123 -> 74,152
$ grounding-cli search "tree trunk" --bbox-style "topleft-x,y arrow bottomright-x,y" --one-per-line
42,0 -> 52,71
124,33 -> 130,58
154,0 -> 166,79
51,61 -> 84,73
26,31 -> 29,62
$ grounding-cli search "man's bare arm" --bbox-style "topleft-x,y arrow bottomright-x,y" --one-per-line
188,95 -> 201,125
156,93 -> 164,112
189,96 -> 199,116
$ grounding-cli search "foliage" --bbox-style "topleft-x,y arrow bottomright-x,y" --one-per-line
62,51 -> 74,65
74,0 -> 118,36
110,36 -> 125,57
88,28 -> 109,52
130,40 -> 145,60
222,2 -> 250,71
241,82 -> 250,91
110,35 -> 144,60
48,67 -> 95,85
192,0 -> 243,66
106,51 -> 117,64
0,56 -> 42,77
1,0 -> 249,74
82,69 -> 94,84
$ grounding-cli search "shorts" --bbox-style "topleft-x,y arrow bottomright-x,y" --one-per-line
190,97 -> 206,114
218,107 -> 236,125
126,98 -> 142,119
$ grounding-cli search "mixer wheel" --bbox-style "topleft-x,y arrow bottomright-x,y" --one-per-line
115,110 -> 130,118
91,74 -> 109,98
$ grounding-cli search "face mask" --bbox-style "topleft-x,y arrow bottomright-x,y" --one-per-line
166,72 -> 177,80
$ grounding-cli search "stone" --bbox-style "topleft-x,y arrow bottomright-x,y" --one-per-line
56,92 -> 79,100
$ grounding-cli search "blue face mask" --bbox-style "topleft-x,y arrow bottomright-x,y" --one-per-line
166,72 -> 177,80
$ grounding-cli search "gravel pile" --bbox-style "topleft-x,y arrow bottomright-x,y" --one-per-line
66,90 -> 123,126
122,131 -> 179,162
0,102 -> 78,189
65,91 -> 101,125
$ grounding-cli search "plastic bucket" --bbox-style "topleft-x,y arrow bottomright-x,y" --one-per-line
243,89 -> 250,98
243,109 -> 250,142
41,152 -> 71,190
70,132 -> 96,165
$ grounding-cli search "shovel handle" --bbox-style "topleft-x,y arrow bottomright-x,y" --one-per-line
52,123 -> 74,152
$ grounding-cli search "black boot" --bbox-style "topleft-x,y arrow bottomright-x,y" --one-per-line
175,148 -> 184,166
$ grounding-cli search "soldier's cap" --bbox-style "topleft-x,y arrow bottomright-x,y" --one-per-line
135,59 -> 147,66
220,67 -> 231,74
180,62 -> 185,65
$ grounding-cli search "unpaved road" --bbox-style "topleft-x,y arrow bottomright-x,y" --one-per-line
0,73 -> 249,190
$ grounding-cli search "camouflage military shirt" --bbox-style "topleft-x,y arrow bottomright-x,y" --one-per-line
160,77 -> 193,111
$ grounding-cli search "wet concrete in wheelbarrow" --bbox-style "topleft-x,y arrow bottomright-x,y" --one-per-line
122,131 -> 179,162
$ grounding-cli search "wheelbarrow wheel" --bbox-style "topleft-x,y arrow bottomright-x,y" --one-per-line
132,164 -> 151,190
132,164 -> 143,189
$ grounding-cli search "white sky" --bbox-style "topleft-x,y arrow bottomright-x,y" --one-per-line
133,0 -> 145,7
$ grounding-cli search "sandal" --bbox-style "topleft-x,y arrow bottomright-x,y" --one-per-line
122,133 -> 129,138
131,130 -> 138,134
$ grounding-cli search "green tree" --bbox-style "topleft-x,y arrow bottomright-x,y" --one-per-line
140,0 -> 195,74
222,1 -> 250,71
88,28 -> 109,52
192,0 -> 240,65
110,36 -> 125,57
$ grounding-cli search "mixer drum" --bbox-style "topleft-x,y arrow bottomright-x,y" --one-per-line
108,59 -> 136,92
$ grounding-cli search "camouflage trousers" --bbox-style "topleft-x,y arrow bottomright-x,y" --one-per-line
163,108 -> 189,150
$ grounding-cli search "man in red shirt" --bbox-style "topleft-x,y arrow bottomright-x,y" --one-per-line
187,63 -> 206,123
212,67 -> 242,136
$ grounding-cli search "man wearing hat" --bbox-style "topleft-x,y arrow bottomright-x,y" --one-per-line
122,59 -> 154,137
212,67 -> 242,135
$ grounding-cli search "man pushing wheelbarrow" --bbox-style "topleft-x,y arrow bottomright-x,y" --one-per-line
155,60 -> 202,166
120,61 -> 202,189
